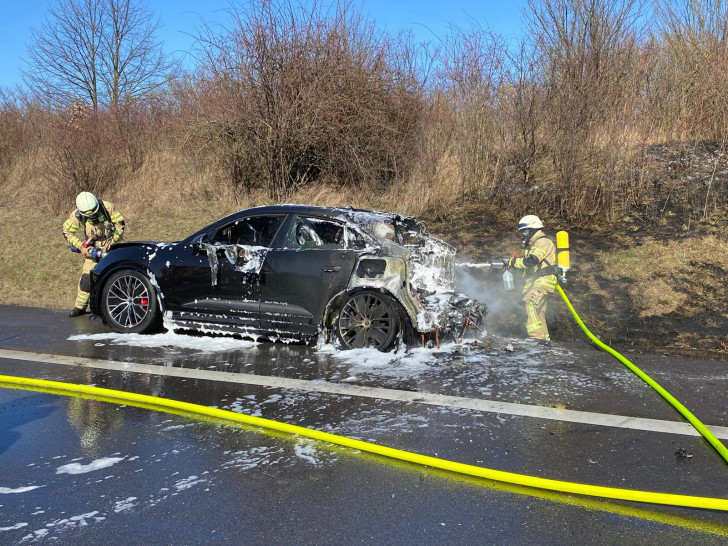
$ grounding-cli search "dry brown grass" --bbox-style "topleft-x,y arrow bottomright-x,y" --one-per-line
595,235 -> 728,318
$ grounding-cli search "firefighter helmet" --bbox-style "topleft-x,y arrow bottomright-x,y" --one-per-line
76,192 -> 99,215
518,215 -> 543,231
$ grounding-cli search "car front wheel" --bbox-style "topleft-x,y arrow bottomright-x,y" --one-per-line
336,291 -> 400,351
101,269 -> 161,334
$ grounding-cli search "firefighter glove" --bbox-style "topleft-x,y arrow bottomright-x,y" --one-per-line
80,246 -> 92,259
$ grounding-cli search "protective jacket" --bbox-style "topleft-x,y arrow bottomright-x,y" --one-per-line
509,231 -> 557,281
63,200 -> 125,252
509,229 -> 558,340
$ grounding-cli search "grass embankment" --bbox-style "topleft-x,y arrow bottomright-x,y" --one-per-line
0,177 -> 726,359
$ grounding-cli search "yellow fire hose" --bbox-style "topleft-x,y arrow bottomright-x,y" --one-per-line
557,285 -> 728,465
2,371 -> 728,512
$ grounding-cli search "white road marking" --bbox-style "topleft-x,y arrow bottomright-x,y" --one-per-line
1,348 -> 727,439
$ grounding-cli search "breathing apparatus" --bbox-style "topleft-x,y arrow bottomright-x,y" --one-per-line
517,215 -> 544,248
556,230 -> 570,283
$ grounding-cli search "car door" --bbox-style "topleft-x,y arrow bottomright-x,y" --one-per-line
169,215 -> 285,331
259,215 -> 361,337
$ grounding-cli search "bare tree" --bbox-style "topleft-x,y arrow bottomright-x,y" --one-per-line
24,0 -> 177,111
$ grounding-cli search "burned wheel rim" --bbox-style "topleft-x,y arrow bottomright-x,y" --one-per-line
337,292 -> 396,350
104,274 -> 151,329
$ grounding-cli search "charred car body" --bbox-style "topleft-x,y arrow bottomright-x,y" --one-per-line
89,205 -> 486,351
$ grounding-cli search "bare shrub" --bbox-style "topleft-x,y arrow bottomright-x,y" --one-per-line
395,92 -> 459,218
0,89 -> 50,174
433,23 -> 507,200
42,102 -> 127,209
188,0 -> 422,200
525,0 -> 645,222
650,0 -> 728,142
0,92 -> 28,174
497,40 -> 545,188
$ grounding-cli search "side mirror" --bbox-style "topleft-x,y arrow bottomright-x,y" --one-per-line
192,233 -> 209,253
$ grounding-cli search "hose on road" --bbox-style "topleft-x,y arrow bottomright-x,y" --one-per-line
2,372 -> 728,512
557,284 -> 728,465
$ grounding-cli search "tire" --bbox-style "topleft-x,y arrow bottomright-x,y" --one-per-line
336,290 -> 400,351
101,269 -> 161,334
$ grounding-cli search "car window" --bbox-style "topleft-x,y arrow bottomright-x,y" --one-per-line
287,216 -> 348,250
211,216 -> 284,248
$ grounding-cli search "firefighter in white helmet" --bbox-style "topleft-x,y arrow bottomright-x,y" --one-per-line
507,215 -> 558,343
62,192 -> 126,317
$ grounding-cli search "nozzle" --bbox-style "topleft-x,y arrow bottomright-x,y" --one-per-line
486,259 -> 508,271
90,247 -> 106,261
456,259 -> 507,271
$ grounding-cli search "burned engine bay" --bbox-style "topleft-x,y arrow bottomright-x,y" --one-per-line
344,210 -> 487,345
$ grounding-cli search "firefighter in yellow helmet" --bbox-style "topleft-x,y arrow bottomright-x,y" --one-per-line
62,192 -> 125,317
507,215 -> 558,343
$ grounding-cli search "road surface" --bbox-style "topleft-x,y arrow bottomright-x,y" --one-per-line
1,305 -> 727,544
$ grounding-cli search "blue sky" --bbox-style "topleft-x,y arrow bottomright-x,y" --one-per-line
0,0 -> 527,90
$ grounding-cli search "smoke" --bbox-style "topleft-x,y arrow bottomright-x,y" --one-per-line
454,261 -> 522,336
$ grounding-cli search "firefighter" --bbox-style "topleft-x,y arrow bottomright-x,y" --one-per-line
62,192 -> 125,317
507,215 -> 558,343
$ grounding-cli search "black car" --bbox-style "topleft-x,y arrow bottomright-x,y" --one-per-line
89,205 -> 485,351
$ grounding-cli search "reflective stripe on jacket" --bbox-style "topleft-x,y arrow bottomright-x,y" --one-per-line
62,200 -> 125,250
510,231 -> 557,291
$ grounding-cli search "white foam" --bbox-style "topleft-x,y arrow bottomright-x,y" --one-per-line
321,344 -> 438,376
68,331 -> 257,352
0,485 -> 43,494
113,497 -> 138,513
56,457 -> 124,475
294,440 -> 322,465
0,522 -> 28,531
221,446 -> 285,470
173,475 -> 205,491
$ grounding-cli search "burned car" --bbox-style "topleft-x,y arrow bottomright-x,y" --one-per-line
89,205 -> 486,351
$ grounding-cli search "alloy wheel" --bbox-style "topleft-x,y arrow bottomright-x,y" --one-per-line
338,293 -> 396,349
105,274 -> 151,329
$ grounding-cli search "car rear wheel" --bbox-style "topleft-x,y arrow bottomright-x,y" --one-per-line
101,270 -> 161,334
336,291 -> 400,351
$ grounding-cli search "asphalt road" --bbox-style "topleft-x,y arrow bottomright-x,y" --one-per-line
1,304 -> 728,544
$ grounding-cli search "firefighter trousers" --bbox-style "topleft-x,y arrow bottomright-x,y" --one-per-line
74,258 -> 96,310
521,276 -> 557,340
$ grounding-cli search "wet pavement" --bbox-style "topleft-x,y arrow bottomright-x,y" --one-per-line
1,304 -> 728,544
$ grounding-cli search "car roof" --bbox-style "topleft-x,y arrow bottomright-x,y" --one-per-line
182,204 -> 420,244
239,204 -> 400,219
